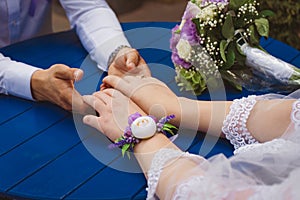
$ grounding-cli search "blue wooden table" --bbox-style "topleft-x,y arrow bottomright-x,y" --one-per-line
0,22 -> 299,200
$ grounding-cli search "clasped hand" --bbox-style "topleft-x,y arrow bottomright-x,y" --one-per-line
83,75 -> 180,141
30,47 -> 148,114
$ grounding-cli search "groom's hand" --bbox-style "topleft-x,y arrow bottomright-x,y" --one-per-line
108,47 -> 151,77
31,64 -> 90,114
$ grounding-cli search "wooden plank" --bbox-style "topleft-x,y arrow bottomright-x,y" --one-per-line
133,189 -> 148,200
0,103 -> 68,156
0,96 -> 33,125
65,158 -> 146,200
0,117 -> 81,192
9,142 -> 107,200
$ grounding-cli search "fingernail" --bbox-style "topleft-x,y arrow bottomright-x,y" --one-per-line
83,116 -> 88,124
74,70 -> 80,81
127,62 -> 135,68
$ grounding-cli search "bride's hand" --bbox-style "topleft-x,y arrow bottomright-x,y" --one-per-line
102,75 -> 180,120
82,89 -> 146,141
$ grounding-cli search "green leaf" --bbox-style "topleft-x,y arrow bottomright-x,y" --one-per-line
235,43 -> 244,55
222,15 -> 235,40
163,123 -> 178,130
234,43 -> 246,65
223,47 -> 235,69
220,40 -> 229,62
121,143 -> 130,157
229,0 -> 248,10
249,25 -> 260,45
255,18 -> 269,37
192,72 -> 201,84
229,81 -> 243,91
162,127 -> 175,135
192,18 -> 201,35
126,151 -> 131,159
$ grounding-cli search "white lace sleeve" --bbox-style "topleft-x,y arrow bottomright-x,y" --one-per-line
146,148 -> 185,200
222,95 -> 259,151
289,99 -> 300,142
146,148 -> 202,200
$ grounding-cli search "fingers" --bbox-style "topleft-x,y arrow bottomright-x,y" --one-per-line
83,115 -> 103,132
93,91 -> 112,106
125,49 -> 139,69
72,90 -> 95,114
83,95 -> 106,116
102,75 -> 128,92
51,64 -> 83,81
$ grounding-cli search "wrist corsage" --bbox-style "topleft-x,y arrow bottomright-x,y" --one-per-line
109,112 -> 177,158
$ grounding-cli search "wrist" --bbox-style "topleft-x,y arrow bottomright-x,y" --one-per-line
31,69 -> 45,101
134,133 -> 180,173
108,113 -> 177,158
134,133 -> 174,153
107,45 -> 131,67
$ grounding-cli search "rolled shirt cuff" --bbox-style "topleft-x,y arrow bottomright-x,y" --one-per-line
4,62 -> 41,100
91,33 -> 131,71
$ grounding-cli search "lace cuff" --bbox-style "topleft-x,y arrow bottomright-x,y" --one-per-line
146,148 -> 185,200
222,95 -> 259,151
291,99 -> 300,129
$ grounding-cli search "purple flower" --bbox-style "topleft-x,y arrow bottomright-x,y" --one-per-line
128,112 -> 142,125
157,115 -> 175,128
181,19 -> 199,45
183,1 -> 201,20
171,52 -> 192,69
108,139 -> 127,149
170,25 -> 180,50
170,20 -> 199,69
124,126 -> 132,137
170,25 -> 191,68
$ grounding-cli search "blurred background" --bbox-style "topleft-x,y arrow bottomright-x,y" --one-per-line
52,0 -> 300,50
52,0 -> 187,32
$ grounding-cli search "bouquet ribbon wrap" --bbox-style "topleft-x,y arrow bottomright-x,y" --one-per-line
242,44 -> 300,85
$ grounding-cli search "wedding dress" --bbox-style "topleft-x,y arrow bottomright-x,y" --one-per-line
146,89 -> 300,200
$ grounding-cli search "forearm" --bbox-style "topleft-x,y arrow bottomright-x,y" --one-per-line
246,99 -> 294,142
171,97 -> 231,137
195,99 -> 231,137
176,97 -> 294,142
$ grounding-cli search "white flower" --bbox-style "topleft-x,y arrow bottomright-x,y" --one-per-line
197,4 -> 218,21
194,0 -> 204,6
182,1 -> 202,20
176,39 -> 192,60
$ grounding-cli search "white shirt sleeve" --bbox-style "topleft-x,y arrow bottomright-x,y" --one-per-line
59,0 -> 131,71
0,53 -> 41,100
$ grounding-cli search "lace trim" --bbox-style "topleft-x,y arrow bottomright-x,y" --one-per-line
291,99 -> 300,130
146,148 -> 185,200
235,98 -> 300,155
172,176 -> 228,200
234,138 -> 291,156
222,95 -> 259,150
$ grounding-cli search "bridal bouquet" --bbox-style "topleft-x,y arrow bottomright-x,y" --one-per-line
171,0 -> 300,95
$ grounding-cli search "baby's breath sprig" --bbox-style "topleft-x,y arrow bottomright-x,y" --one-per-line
170,0 -> 278,95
